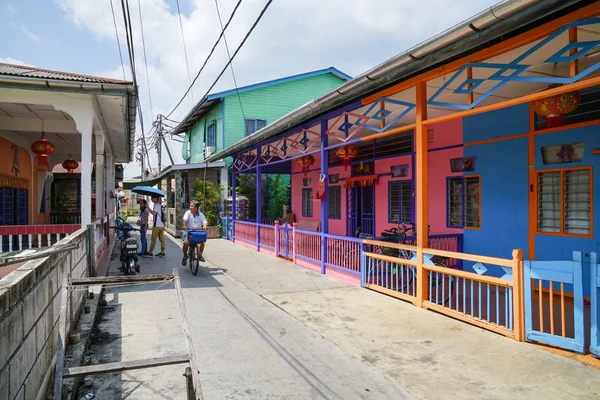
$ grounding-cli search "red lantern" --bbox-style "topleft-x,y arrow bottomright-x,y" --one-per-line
532,84 -> 581,128
335,144 -> 358,170
31,135 -> 55,169
296,155 -> 315,177
62,156 -> 79,176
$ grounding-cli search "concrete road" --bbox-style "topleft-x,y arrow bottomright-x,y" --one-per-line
84,232 -> 412,399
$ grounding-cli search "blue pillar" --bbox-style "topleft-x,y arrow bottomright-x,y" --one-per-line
320,121 -> 329,274
232,170 -> 236,243
256,147 -> 262,251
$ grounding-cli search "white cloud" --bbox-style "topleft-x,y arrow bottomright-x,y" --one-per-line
11,22 -> 40,43
55,0 -> 498,177
7,4 -> 16,14
0,57 -> 32,67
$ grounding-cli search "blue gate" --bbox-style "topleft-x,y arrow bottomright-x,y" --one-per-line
523,251 -> 585,353
591,253 -> 600,357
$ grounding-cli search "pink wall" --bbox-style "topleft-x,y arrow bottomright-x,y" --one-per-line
428,119 -> 463,150
290,118 -> 465,238
291,158 -> 321,224
375,155 -> 412,235
290,154 -> 350,235
427,119 -> 464,235
327,165 -> 350,236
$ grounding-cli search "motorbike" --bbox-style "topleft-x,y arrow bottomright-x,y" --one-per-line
111,218 -> 140,275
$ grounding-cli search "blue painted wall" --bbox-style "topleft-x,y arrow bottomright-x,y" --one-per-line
534,125 -> 600,296
461,101 -> 600,290
463,103 -> 529,143
461,104 -> 530,276
462,138 -> 529,276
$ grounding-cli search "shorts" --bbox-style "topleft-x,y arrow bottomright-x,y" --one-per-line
181,231 -> 188,243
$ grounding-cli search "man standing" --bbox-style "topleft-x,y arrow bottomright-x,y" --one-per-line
148,195 -> 166,257
181,201 -> 208,266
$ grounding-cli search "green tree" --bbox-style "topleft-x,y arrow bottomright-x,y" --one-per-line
193,179 -> 223,226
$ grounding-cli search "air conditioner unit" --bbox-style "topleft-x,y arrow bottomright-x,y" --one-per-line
204,146 -> 215,157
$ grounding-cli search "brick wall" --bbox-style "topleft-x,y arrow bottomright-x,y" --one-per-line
0,229 -> 88,400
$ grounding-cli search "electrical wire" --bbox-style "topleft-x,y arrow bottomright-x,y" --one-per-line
165,0 -> 245,118
175,0 -> 194,103
169,0 -> 274,128
214,0 -> 246,121
137,0 -> 154,122
120,0 -> 154,175
109,0 -> 127,80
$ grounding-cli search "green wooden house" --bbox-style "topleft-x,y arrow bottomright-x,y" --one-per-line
175,67 -> 350,163
172,67 -> 350,219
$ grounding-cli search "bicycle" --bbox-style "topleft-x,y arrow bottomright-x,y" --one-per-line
185,229 -> 207,276
366,222 -> 455,305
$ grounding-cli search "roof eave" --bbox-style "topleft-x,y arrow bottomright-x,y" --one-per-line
206,0 -> 585,163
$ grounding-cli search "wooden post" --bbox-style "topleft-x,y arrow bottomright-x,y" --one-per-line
512,249 -> 524,341
320,121 -> 329,275
173,269 -> 204,400
274,220 -> 280,258
86,224 -> 96,277
415,80 -> 429,308
292,223 -> 298,265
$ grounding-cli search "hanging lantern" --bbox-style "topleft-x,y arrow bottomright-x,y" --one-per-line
335,144 -> 358,170
296,155 -> 315,177
62,155 -> 79,176
31,133 -> 55,169
532,84 -> 581,128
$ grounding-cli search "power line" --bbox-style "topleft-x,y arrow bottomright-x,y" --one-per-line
168,0 -> 275,128
214,0 -> 246,121
109,0 -> 127,80
175,0 -> 194,104
120,0 -> 154,176
137,0 -> 154,122
165,0 -> 245,118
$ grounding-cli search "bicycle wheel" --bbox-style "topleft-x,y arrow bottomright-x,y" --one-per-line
189,245 -> 199,276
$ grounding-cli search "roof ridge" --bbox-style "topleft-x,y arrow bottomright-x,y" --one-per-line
0,62 -> 133,85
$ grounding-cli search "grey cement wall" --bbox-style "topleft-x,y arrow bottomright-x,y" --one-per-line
0,229 -> 89,400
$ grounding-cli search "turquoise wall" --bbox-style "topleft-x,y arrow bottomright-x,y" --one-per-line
188,101 -> 223,163
222,73 -> 345,149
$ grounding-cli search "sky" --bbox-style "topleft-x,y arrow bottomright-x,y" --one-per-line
0,0 -> 499,179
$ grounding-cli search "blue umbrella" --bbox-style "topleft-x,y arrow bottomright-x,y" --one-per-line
131,186 -> 165,197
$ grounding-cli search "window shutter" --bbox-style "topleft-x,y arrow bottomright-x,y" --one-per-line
447,178 -> 464,227
245,119 -> 255,136
564,169 -> 591,235
328,186 -> 341,219
464,176 -> 480,228
389,182 -> 400,223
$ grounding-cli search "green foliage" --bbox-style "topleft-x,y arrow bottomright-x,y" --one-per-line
193,179 -> 223,226
264,175 -> 290,219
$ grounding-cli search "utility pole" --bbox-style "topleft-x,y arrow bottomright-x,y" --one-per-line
156,114 -> 163,173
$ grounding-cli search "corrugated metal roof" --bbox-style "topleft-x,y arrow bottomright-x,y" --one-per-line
171,67 -> 351,135
0,62 -> 132,85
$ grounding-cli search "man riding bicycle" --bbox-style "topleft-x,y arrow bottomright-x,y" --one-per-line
181,201 -> 208,266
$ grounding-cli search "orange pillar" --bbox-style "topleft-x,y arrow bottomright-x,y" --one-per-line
415,80 -> 429,307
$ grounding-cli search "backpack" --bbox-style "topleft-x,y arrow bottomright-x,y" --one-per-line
153,203 -> 165,227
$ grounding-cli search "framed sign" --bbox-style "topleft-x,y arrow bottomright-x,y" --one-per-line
390,164 -> 409,178
450,156 -> 477,172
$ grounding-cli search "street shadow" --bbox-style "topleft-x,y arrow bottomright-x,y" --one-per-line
78,233 -> 224,398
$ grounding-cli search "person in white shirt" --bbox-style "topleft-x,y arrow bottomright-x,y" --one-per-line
148,196 -> 166,257
181,201 -> 208,266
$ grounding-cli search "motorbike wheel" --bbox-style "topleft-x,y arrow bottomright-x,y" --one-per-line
127,258 -> 136,275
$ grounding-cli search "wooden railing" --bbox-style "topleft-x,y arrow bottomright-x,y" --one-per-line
0,224 -> 81,254
362,237 -> 523,340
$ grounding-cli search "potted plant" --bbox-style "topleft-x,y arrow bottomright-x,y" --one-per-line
193,179 -> 223,239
